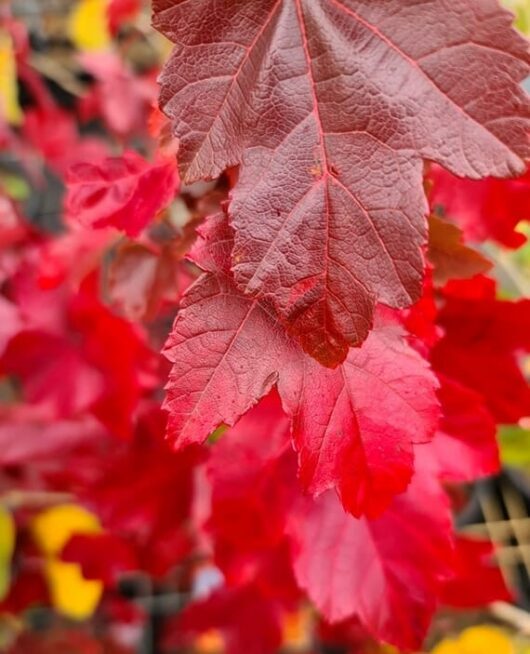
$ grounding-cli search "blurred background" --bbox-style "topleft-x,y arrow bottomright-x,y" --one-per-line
1,1 -> 530,653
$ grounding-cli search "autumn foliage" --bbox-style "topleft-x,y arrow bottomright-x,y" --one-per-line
1,0 -> 530,652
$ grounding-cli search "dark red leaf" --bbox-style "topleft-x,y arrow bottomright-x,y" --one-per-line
427,214 -> 492,286
107,241 -> 192,322
164,214 -> 439,517
155,0 -> 530,364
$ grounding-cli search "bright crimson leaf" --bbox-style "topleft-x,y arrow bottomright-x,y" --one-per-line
204,394 -> 507,649
22,105 -> 108,176
0,296 -> 21,356
438,275 -> 530,351
431,164 -> 530,248
107,0 -> 141,35
434,341 -> 530,424
164,213 -> 439,517
283,319 -> 439,517
206,392 -> 302,603
440,537 -> 511,609
433,276 -> 530,423
0,330 -> 104,418
403,272 -> 440,348
207,392 -> 295,551
0,276 -> 156,440
287,473 -> 453,650
155,0 -> 530,365
65,151 -> 179,237
429,376 -> 500,483
164,585 -> 284,654
73,406 -> 203,577
61,533 -> 138,587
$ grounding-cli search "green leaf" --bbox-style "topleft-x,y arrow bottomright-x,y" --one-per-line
499,425 -> 530,467
0,172 -> 30,201
207,424 -> 228,445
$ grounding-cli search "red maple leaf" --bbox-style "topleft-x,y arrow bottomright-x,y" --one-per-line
427,214 -> 492,286
61,533 -> 138,588
23,106 -> 108,176
78,53 -> 156,138
65,151 -> 179,237
155,0 -> 530,365
432,276 -> 530,423
430,164 -> 530,248
107,240 -> 194,322
288,474 -> 453,650
163,585 -> 284,654
440,536 -> 512,608
205,395 -> 455,650
0,329 -> 104,416
165,212 -> 439,517
71,406 -> 204,577
429,376 -> 500,483
0,407 -> 106,466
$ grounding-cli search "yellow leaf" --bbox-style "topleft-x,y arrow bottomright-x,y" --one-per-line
0,30 -> 22,125
68,0 -> 111,52
31,504 -> 103,620
432,626 -> 514,654
459,626 -> 514,654
431,642 -> 463,654
0,507 -> 15,600
44,559 -> 103,621
32,504 -> 101,556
